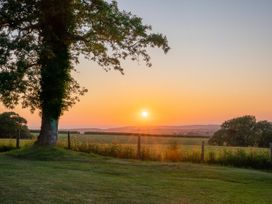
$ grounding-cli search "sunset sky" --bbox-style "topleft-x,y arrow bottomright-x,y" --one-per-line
1,0 -> 272,129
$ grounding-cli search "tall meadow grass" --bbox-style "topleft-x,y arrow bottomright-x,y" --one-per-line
1,134 -> 271,169
56,135 -> 272,169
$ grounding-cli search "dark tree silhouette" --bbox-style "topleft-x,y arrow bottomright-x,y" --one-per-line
0,0 -> 169,145
209,115 -> 272,147
0,112 -> 31,138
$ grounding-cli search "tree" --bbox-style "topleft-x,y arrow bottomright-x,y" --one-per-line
222,115 -> 256,146
208,129 -> 227,146
0,112 -> 31,138
209,115 -> 257,146
0,0 -> 169,145
209,115 -> 272,147
254,121 -> 272,147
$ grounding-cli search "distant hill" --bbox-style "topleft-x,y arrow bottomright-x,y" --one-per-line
68,125 -> 220,136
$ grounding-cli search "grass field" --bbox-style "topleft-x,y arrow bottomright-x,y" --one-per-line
0,134 -> 271,169
0,147 -> 272,204
59,134 -> 270,169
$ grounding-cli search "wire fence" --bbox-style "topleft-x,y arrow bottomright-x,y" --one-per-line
1,131 -> 272,169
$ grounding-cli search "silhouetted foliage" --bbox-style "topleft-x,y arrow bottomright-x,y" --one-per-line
254,120 -> 272,147
0,112 -> 31,138
0,0 -> 169,145
209,115 -> 272,147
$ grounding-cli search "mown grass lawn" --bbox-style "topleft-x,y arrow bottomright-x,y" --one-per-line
0,147 -> 271,204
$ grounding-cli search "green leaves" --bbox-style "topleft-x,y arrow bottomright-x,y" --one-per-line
209,115 -> 272,147
71,0 -> 169,73
0,0 -> 169,116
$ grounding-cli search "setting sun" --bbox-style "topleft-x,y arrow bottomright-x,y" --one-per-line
141,111 -> 149,118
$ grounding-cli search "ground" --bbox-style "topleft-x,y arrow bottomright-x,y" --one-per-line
0,147 -> 271,204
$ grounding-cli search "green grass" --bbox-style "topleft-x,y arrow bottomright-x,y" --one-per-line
1,136 -> 271,169
0,147 -> 272,203
55,135 -> 272,169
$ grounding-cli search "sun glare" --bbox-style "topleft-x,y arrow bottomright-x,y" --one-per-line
141,111 -> 149,118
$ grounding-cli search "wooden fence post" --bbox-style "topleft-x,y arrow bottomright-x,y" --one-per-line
16,128 -> 20,149
68,131 -> 71,149
137,135 -> 141,159
269,143 -> 272,162
201,141 -> 205,162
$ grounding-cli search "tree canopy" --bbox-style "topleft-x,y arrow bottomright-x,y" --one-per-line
0,112 -> 31,138
0,0 -> 169,145
0,0 -> 169,113
208,115 -> 272,147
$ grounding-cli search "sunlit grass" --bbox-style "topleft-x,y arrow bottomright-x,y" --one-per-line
1,134 -> 271,169
1,147 -> 272,203
0,139 -> 35,148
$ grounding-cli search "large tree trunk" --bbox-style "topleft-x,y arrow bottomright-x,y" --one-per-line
37,113 -> 58,145
36,0 -> 73,146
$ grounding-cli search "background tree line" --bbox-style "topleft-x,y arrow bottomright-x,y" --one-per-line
0,112 -> 31,139
208,115 -> 272,147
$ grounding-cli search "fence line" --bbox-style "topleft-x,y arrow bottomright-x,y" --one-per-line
16,129 -> 20,149
201,141 -> 205,162
65,131 -> 209,161
137,135 -> 141,159
67,131 -> 71,150
3,131 -> 272,165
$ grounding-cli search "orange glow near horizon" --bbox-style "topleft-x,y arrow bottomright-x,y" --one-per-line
1,1 -> 272,129
2,90 -> 272,129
